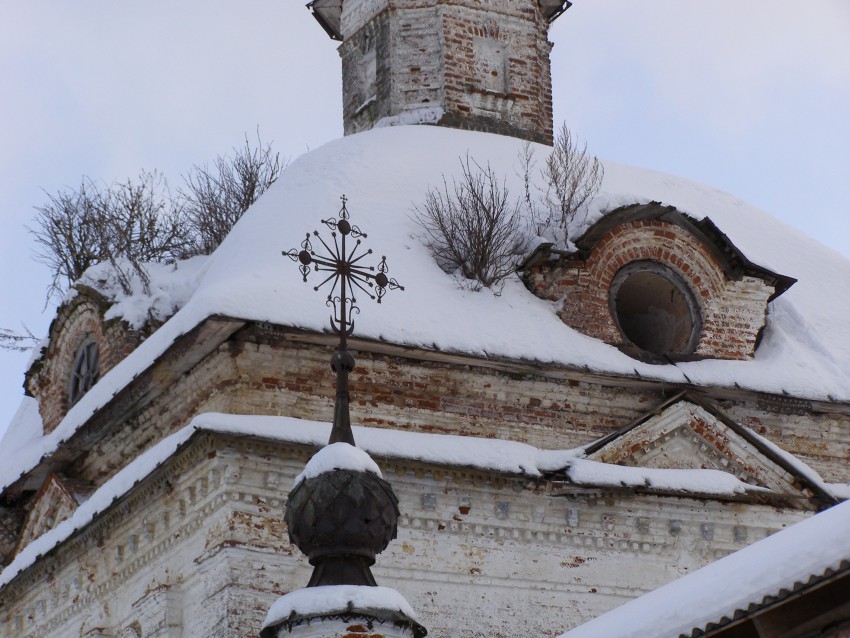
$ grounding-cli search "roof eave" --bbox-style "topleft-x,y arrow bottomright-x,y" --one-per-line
539,0 -> 573,23
308,0 -> 343,41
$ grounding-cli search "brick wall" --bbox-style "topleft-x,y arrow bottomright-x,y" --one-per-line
71,342 -> 239,485
439,0 -> 554,143
60,329 -> 849,499
68,334 -> 656,489
525,219 -> 776,361
338,0 -> 555,144
726,401 -> 850,484
26,291 -> 140,434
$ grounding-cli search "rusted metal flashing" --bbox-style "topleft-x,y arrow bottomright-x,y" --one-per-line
757,393 -> 813,416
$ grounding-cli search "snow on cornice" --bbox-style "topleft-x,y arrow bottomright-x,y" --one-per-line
0,413 -> 775,591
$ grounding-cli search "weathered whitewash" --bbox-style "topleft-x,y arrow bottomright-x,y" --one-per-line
1,2 -> 849,637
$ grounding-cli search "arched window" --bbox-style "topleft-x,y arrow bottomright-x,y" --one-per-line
609,261 -> 702,359
69,340 -> 100,406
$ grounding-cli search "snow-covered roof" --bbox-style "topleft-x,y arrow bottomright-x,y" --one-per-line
557,497 -> 850,638
3,125 -> 849,493
0,412 -> 787,591
115,125 -> 850,401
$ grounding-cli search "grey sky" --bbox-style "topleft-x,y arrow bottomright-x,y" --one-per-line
1,1 -> 848,435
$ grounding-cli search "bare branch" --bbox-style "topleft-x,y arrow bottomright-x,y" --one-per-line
97,170 -> 190,295
28,172 -> 192,301
517,141 -> 548,234
0,325 -> 39,352
543,122 -> 604,243
180,130 -> 284,255
26,131 -> 283,304
28,179 -> 108,302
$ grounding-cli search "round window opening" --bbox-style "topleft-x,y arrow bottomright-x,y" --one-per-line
69,340 -> 100,406
609,261 -> 702,359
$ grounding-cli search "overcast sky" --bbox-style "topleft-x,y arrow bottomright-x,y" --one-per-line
1,1 -> 848,435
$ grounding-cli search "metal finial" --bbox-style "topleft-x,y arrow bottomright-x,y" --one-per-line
283,196 -> 404,445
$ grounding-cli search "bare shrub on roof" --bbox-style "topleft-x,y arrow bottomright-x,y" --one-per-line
96,171 -> 190,295
541,122 -> 604,242
412,156 -> 526,290
517,141 -> 548,236
29,171 -> 189,301
29,132 -> 283,303
180,131 -> 284,255
30,180 -> 106,301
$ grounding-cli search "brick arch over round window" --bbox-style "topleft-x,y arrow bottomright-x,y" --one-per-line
521,203 -> 796,362
25,288 -> 141,434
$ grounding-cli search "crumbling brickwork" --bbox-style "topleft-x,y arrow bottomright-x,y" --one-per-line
338,0 -> 555,144
525,219 -> 776,361
46,327 -> 849,506
25,289 -> 141,433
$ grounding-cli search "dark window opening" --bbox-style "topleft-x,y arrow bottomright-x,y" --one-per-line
69,340 -> 100,406
610,261 -> 701,359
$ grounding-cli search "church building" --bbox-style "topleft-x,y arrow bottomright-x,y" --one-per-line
1,2 -> 849,637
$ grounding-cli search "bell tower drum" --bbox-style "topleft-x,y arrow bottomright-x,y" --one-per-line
309,0 -> 571,145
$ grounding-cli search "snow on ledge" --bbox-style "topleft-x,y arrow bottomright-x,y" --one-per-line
566,459 -> 769,496
373,106 -> 444,128
294,441 -> 382,487
0,413 -> 804,591
262,585 -> 417,630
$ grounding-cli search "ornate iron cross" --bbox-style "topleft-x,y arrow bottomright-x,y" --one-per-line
283,196 -> 403,445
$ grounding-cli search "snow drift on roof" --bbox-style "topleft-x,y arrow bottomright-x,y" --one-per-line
152,125 -> 850,400
2,125 -> 849,493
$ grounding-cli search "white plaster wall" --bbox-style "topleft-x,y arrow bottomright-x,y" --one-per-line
0,435 -> 812,638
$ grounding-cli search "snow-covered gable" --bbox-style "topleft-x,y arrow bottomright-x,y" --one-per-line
584,394 -> 835,507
